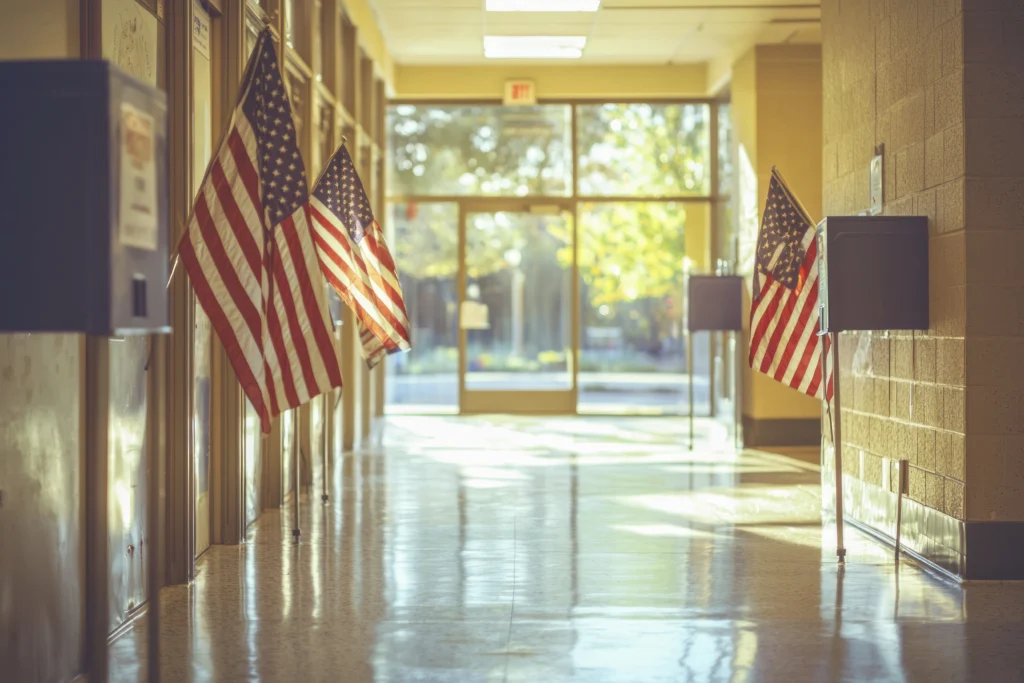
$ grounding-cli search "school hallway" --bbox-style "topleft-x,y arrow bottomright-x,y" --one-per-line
107,417 -> 1024,682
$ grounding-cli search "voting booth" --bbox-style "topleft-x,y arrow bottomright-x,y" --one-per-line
0,60 -> 170,335
816,215 -> 929,561
687,275 -> 745,450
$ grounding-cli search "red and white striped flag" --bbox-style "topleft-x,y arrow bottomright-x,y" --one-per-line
309,143 -> 411,368
177,29 -> 342,433
749,167 -> 833,401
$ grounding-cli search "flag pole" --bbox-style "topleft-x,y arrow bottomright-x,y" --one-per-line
776,165 -> 844,562
688,328 -> 694,451
828,330 -> 846,562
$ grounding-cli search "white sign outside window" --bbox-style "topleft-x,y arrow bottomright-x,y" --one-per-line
119,103 -> 159,251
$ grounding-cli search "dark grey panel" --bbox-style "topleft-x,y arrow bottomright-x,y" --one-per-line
818,216 -> 929,333
688,275 -> 744,332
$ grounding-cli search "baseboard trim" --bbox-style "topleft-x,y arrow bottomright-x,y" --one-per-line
107,602 -> 147,644
965,522 -> 1024,580
845,515 -> 963,585
742,416 -> 821,447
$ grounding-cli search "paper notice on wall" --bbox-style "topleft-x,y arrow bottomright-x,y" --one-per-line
869,154 -> 883,215
460,301 -> 490,330
119,103 -> 159,251
193,0 -> 211,59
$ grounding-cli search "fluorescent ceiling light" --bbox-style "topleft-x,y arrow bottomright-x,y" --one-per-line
487,0 -> 601,11
484,36 -> 587,59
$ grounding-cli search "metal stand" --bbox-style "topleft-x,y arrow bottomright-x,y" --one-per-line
829,333 -> 847,562
689,329 -> 743,451
895,459 -> 908,561
292,411 -> 301,541
687,330 -> 694,451
146,334 -> 166,683
734,330 -> 742,451
85,335 -> 110,683
322,417 -> 330,504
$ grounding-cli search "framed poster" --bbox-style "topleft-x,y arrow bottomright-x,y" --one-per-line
103,0 -> 159,86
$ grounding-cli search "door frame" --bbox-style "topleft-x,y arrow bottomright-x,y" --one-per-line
457,198 -> 580,415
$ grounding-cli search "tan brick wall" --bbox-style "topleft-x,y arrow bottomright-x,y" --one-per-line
822,0 -> 966,520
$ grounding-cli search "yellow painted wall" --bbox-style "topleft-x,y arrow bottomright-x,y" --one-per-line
340,0 -> 395,87
684,203 -> 710,272
394,64 -> 707,100
756,46 -> 823,221
0,0 -> 79,59
730,50 -> 758,177
731,45 -> 823,421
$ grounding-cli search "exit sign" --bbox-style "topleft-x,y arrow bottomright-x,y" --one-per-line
504,80 -> 537,106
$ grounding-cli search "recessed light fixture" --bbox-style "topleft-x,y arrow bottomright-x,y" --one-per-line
484,36 -> 587,59
486,0 -> 601,11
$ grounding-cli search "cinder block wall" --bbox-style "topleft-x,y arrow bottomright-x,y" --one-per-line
824,0 -> 1024,570
823,0 -> 966,519
960,2 -> 1024,523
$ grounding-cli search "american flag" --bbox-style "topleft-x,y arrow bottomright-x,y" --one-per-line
177,29 -> 343,433
749,167 -> 833,401
310,144 -> 411,368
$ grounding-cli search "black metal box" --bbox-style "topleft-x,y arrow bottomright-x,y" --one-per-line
817,216 -> 929,333
688,275 -> 744,332
0,60 -> 170,335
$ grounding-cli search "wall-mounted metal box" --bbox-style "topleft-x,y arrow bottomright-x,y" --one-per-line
0,61 -> 170,336
817,216 -> 929,333
688,275 -> 744,332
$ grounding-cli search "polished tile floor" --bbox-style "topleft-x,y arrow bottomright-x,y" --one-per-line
110,417 -> 1024,682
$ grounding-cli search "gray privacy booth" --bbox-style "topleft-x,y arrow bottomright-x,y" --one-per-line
816,215 -> 929,561
687,275 -> 744,450
0,60 -> 170,681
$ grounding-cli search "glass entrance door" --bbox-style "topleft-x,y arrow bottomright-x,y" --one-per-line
459,206 -> 577,414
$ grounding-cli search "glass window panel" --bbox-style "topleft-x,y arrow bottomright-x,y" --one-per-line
245,24 -> 259,58
717,102 -> 733,198
286,69 -> 308,150
244,398 -> 261,528
359,144 -> 374,201
465,211 -> 573,391
577,202 -> 710,415
386,202 -> 459,412
387,104 -> 573,197
715,102 -> 737,269
577,103 -> 711,197
281,410 -> 295,495
284,0 -> 312,62
318,102 -> 334,173
360,53 -> 374,132
317,0 -> 333,89
340,15 -> 357,114
310,395 -> 325,483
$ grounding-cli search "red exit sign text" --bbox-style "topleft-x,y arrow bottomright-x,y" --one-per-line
503,80 -> 537,106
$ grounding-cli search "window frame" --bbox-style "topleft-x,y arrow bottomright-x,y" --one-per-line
385,99 -> 725,206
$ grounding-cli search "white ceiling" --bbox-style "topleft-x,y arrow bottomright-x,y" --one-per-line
367,0 -> 821,66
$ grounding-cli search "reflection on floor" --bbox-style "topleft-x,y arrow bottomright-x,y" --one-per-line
110,417 -> 1024,682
